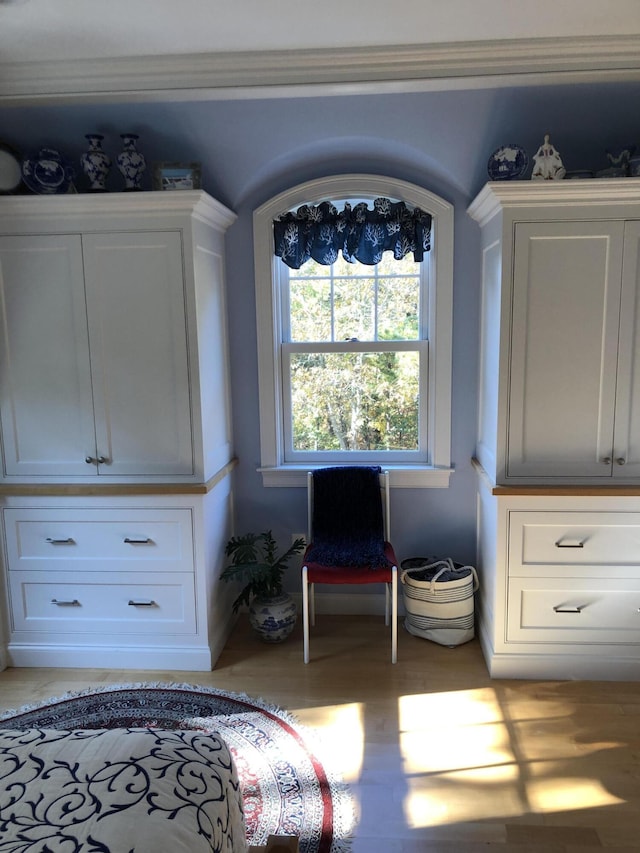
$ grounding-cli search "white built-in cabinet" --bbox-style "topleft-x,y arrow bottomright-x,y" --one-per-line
0,192 -> 238,671
468,180 -> 640,680
469,182 -> 640,486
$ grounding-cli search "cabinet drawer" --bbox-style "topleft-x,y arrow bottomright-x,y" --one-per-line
508,511 -> 640,578
507,577 -> 640,644
8,571 -> 196,634
3,508 -> 194,573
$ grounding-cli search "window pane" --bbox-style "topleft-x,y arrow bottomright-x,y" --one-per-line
289,351 -> 419,451
289,275 -> 331,341
334,274 -> 375,341
378,263 -> 420,340
288,255 -> 420,344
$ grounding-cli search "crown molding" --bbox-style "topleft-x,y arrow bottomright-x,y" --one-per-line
2,34 -> 640,106
0,190 -> 236,231
467,177 -> 640,226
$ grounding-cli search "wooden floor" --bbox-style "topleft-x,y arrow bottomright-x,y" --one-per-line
2,616 -> 640,852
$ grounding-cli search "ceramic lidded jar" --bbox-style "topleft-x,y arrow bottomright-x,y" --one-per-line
80,134 -> 111,192
116,133 -> 146,190
248,593 -> 297,643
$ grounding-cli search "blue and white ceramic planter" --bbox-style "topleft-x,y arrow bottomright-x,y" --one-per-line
249,593 -> 297,643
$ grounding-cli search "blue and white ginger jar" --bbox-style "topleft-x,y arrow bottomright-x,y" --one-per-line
80,134 -> 111,192
117,133 -> 146,191
249,593 -> 297,643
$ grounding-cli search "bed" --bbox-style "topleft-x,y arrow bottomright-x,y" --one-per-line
0,727 -> 248,852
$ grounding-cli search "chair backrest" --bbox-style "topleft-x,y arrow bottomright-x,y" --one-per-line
306,468 -> 391,544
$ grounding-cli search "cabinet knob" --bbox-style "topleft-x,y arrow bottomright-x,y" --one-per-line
603,456 -> 612,465
85,455 -> 96,464
616,457 -> 627,466
97,456 -> 108,464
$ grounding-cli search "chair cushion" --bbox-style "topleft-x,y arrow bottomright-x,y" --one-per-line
304,466 -> 391,568
305,542 -> 398,584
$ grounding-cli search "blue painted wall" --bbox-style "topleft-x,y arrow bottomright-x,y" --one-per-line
2,80 -> 640,586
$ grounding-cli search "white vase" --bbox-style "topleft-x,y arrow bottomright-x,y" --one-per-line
248,593 -> 297,643
117,133 -> 146,191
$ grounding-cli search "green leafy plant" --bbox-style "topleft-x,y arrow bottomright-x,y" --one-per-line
221,531 -> 306,613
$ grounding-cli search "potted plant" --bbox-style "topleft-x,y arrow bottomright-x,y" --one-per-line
221,530 -> 306,642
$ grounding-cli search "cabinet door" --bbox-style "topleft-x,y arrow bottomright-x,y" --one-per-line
82,231 -> 193,476
613,221 -> 640,479
507,220 -> 624,479
0,235 -> 97,477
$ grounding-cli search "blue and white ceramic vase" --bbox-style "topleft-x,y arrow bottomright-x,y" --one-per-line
117,133 -> 146,191
249,593 -> 297,643
80,134 -> 111,192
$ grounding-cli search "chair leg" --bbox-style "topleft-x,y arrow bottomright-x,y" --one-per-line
309,582 -> 316,626
384,583 -> 390,626
391,565 -> 398,664
302,565 -> 310,664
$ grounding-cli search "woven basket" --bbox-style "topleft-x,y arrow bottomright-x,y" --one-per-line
400,556 -> 479,647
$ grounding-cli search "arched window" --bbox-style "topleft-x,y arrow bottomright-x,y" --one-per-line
253,174 -> 453,487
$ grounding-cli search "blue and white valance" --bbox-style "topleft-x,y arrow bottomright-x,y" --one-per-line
273,198 -> 432,269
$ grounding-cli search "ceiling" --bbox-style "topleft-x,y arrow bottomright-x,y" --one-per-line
3,0 -> 640,104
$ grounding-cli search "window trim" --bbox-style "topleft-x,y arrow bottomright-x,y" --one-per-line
253,174 -> 454,488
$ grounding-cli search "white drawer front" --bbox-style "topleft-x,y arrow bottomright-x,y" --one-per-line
507,577 -> 640,644
509,511 -> 640,578
3,508 -> 194,573
8,571 -> 196,634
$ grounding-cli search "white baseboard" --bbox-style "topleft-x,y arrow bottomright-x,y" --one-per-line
7,643 -> 214,671
477,617 -> 640,681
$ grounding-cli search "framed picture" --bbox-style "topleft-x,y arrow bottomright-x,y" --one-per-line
153,161 -> 201,191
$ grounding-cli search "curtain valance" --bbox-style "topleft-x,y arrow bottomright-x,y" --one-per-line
273,198 -> 432,269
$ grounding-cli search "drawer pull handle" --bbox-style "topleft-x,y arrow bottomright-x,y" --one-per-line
51,599 -> 80,607
46,537 -> 75,545
128,599 -> 157,607
553,605 -> 583,614
554,540 -> 584,548
124,537 -> 153,545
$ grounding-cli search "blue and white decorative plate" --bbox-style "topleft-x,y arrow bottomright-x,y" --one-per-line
487,144 -> 529,181
22,147 -> 76,194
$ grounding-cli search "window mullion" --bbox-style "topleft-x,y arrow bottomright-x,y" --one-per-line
330,263 -> 336,342
373,265 -> 379,341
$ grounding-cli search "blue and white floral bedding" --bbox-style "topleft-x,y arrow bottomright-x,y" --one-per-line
0,727 -> 248,852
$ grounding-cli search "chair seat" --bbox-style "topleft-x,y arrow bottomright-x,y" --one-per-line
303,542 -> 398,584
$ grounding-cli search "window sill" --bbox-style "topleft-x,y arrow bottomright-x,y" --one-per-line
258,465 -> 453,488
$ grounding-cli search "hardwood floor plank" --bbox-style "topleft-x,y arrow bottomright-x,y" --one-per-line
2,615 -> 640,850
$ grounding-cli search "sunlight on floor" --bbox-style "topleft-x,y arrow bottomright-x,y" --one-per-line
398,687 -> 625,828
527,773 -> 624,812
293,702 -> 365,782
295,685 -> 627,833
